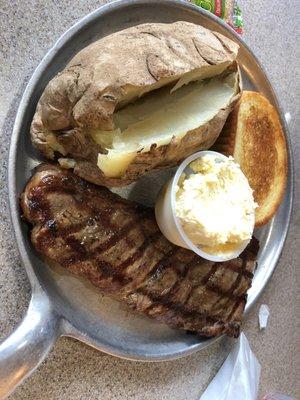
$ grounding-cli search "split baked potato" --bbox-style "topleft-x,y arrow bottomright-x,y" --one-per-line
31,21 -> 241,187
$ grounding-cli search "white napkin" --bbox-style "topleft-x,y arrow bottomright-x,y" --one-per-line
200,333 -> 261,400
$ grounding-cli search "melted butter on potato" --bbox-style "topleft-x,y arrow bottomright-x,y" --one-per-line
97,151 -> 136,178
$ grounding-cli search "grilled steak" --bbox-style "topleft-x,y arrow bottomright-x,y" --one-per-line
21,164 -> 259,337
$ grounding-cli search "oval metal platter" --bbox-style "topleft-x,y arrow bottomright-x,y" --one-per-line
8,0 -> 293,361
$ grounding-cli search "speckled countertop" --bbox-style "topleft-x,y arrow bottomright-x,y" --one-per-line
0,1 -> 299,399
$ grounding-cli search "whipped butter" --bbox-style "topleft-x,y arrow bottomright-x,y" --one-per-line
175,154 -> 256,256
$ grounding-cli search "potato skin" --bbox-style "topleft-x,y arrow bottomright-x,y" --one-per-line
31,21 -> 240,187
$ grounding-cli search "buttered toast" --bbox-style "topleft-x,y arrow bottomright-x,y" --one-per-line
214,91 -> 288,226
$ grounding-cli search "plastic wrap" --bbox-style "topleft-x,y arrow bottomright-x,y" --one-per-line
187,0 -> 244,34
262,394 -> 294,400
199,333 -> 261,400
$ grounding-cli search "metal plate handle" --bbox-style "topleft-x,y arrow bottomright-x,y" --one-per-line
0,287 -> 61,399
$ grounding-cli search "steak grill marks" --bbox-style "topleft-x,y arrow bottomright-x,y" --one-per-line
21,165 -> 259,337
137,254 -> 253,326
28,172 -> 169,286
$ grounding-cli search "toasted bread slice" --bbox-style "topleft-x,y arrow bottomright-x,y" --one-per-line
214,91 -> 288,226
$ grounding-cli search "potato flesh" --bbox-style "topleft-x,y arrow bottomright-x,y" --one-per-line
118,63 -> 228,108
95,74 -> 236,178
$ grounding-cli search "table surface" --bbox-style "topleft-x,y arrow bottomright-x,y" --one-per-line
0,1 -> 299,399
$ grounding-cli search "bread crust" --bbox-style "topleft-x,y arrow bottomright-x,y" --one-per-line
214,91 -> 288,226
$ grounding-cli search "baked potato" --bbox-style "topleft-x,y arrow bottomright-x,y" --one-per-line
31,21 -> 241,187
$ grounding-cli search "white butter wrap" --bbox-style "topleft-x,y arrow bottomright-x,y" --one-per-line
199,333 -> 261,400
259,304 -> 270,330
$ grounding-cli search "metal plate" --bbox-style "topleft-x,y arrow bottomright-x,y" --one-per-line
8,0 -> 293,361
